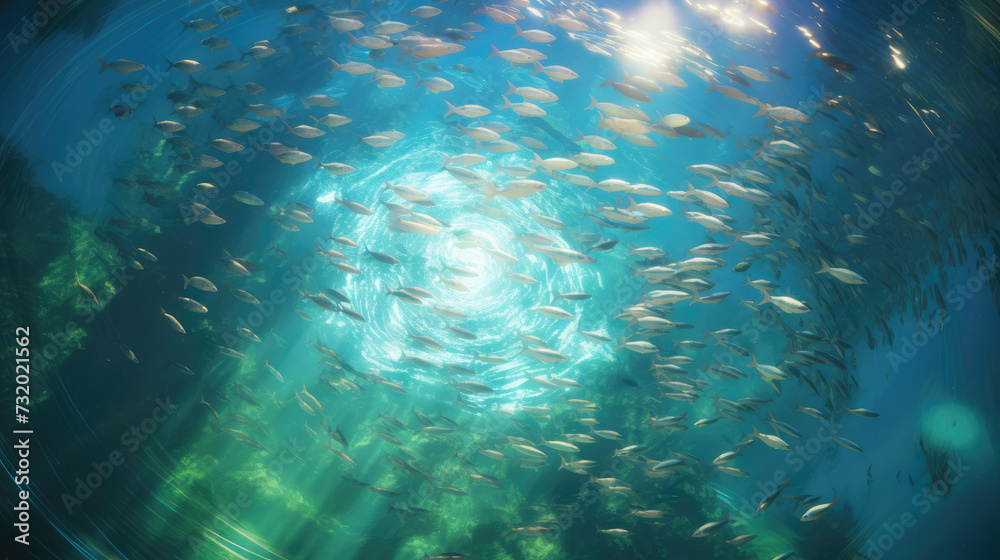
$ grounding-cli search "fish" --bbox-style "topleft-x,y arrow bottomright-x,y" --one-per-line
807,50 -> 855,71
800,491 -> 843,521
176,297 -> 207,313
758,291 -> 811,314
526,245 -> 597,265
233,191 -> 263,206
180,18 -> 218,32
367,249 -> 401,265
165,59 -> 204,73
830,436 -> 864,453
843,406 -> 880,418
159,307 -> 185,334
264,360 -> 283,382
470,473 -> 504,489
692,513 -> 731,537
72,273 -> 100,307
816,259 -> 868,285
230,289 -> 259,305
96,57 -> 145,74
600,78 -> 652,103
748,425 -> 791,450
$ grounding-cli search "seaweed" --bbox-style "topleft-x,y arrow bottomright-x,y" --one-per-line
0,137 -> 120,384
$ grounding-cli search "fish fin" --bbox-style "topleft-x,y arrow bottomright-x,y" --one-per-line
816,258 -> 830,274
705,75 -> 717,93
753,99 -> 768,118
483,182 -> 498,202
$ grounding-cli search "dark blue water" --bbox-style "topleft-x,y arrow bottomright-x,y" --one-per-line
0,0 -> 998,559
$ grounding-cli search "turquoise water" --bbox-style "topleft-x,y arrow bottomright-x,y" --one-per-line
0,1 -> 998,559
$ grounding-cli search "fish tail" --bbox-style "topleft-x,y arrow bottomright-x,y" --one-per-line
164,58 -> 174,71
705,75 -> 717,93
96,56 -> 109,73
487,44 -> 499,59
483,182 -> 498,202
327,57 -> 340,73
444,100 -> 456,117
752,100 -> 768,118
530,61 -> 543,76
512,23 -> 522,39
346,32 -> 355,48
505,80 -> 519,97
500,95 -> 512,111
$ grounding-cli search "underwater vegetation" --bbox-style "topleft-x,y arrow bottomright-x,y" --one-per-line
0,138 -> 130,385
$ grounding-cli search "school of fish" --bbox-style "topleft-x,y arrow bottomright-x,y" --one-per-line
71,0 -> 1000,558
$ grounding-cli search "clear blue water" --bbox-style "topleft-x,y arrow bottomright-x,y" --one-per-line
0,1 -> 998,559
